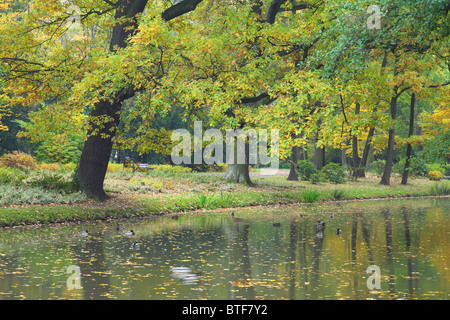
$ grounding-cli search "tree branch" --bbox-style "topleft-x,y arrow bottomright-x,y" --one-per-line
161,0 -> 204,22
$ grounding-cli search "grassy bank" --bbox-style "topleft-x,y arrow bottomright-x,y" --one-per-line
1,168 -> 449,227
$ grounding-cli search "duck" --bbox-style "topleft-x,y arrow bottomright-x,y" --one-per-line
329,214 -> 334,219
123,230 -> 135,237
171,215 -> 179,221
316,220 -> 326,231
272,222 -> 281,228
231,212 -> 242,222
78,230 -> 89,237
132,241 -> 141,248
336,228 -> 342,236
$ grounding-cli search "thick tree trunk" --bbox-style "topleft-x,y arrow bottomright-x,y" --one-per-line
75,0 -> 203,200
401,93 -> 416,185
76,99 -> 122,201
76,0 -> 149,200
223,136 -> 254,187
287,145 -> 300,181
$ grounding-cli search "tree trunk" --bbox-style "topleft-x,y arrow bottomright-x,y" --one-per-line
313,120 -> 325,170
401,93 -> 416,185
287,145 -> 300,181
76,100 -> 122,201
75,0 -> 203,200
75,0 -> 149,200
359,52 -> 388,176
380,93 -> 398,185
223,136 -> 254,187
352,102 -> 365,178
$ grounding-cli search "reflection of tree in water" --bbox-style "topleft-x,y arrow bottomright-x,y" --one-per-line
382,208 -> 396,296
288,219 -> 297,300
75,236 -> 111,300
229,223 -> 255,299
401,206 -> 419,298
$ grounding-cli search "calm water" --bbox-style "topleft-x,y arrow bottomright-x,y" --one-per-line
0,198 -> 448,300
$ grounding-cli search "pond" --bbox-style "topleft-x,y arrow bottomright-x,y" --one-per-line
0,197 -> 448,300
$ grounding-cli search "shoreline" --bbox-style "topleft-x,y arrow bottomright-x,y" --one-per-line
1,190 -> 448,229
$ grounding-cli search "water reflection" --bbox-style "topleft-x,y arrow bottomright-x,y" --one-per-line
0,198 -> 448,300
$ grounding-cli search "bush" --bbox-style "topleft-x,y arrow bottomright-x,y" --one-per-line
0,166 -> 27,185
107,163 -> 123,173
150,164 -> 192,173
445,164 -> 450,177
297,160 -> 317,181
62,162 -> 77,172
428,171 -> 443,181
428,163 -> 445,175
321,163 -> 346,184
0,184 -> 86,206
0,151 -> 37,170
370,159 -> 386,177
309,173 -> 321,184
393,159 -> 406,175
39,163 -> 62,171
302,189 -> 321,203
410,157 -> 429,177
24,171 -> 79,192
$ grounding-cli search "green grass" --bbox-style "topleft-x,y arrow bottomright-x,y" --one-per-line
302,189 -> 321,203
0,169 -> 448,228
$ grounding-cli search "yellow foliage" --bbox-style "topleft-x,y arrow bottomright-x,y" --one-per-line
428,171 -> 443,181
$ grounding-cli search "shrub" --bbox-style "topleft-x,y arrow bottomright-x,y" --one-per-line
430,182 -> 450,195
107,163 -> 123,172
321,163 -> 346,184
24,171 -> 79,192
0,166 -> 27,185
393,159 -> 406,175
297,160 -> 317,181
428,171 -> 443,181
0,184 -> 86,206
150,164 -> 192,173
410,157 -> 429,176
302,189 -> 321,203
428,163 -> 445,175
39,163 -> 61,171
0,151 -> 37,170
445,164 -> 450,177
309,173 -> 321,184
62,162 -> 77,172
370,159 -> 386,177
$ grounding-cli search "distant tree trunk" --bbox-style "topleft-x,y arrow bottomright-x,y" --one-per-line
359,52 -> 388,176
401,93 -> 416,185
313,120 -> 325,170
380,93 -> 399,186
360,127 -> 375,172
352,102 -> 365,178
342,139 -> 348,168
415,98 -> 423,152
287,145 -> 300,181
